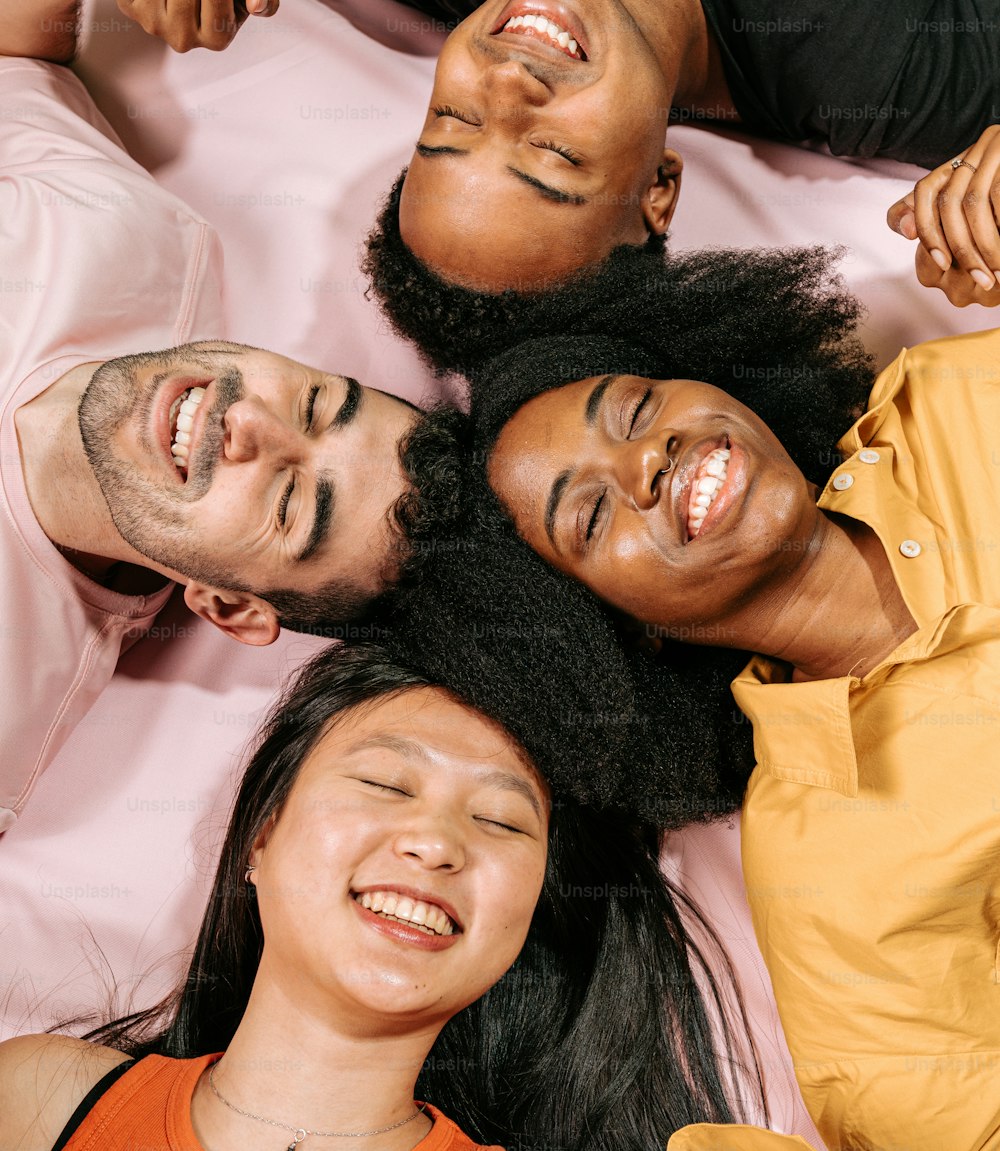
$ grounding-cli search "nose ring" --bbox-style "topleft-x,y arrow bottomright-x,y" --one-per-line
659,456 -> 675,476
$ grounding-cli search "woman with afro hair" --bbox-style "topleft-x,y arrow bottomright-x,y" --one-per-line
383,240 -> 1000,1150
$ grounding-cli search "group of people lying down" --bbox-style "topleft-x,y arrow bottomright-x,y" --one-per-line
4,0 -> 1000,1148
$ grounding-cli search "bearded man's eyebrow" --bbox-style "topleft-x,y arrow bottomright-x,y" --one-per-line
296,475 -> 334,565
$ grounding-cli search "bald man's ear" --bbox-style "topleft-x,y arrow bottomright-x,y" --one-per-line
642,148 -> 683,235
183,582 -> 280,646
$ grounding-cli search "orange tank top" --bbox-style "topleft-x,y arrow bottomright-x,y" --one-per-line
62,1052 -> 504,1151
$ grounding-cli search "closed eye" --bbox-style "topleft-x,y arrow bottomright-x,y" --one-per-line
476,816 -> 524,834
432,104 -> 480,125
585,490 -> 606,542
277,478 -> 294,528
627,388 -> 652,436
359,778 -> 410,796
304,384 -> 320,431
533,139 -> 580,165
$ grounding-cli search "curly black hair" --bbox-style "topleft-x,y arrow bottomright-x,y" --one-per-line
378,244 -> 875,826
362,171 -> 668,379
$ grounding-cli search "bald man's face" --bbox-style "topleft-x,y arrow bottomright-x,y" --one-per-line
400,0 -> 681,291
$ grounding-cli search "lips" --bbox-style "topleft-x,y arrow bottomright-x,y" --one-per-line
352,884 -> 463,947
491,1 -> 589,60
169,387 -> 206,478
676,437 -> 744,543
156,376 -> 211,484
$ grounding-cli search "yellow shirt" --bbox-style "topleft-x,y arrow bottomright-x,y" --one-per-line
724,329 -> 1000,1150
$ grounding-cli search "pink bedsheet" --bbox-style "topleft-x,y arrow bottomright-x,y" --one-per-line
1,0 -> 989,1140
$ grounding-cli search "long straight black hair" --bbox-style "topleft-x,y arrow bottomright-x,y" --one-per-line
85,643 -> 764,1148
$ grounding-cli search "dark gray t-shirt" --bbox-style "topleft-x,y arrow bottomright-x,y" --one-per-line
700,0 -> 1000,166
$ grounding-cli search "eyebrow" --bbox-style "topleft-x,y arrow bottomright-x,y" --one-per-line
295,378 -> 364,564
332,376 -> 363,428
542,375 -> 616,548
414,143 -> 586,206
343,736 -> 544,818
297,475 -> 334,564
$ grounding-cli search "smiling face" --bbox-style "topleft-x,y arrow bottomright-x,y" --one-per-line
250,687 -> 549,1033
399,0 -> 681,290
77,341 -> 418,609
488,373 -> 822,639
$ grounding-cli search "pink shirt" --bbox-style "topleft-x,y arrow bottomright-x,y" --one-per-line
0,59 -> 224,830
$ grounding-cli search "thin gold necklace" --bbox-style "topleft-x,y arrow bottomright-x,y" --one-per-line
208,1064 -> 425,1150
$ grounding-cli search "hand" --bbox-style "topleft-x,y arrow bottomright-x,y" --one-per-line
887,125 -> 1000,306
116,0 -> 279,53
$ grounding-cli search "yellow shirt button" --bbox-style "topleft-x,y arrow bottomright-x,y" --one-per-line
859,449 -> 880,463
899,539 -> 922,558
832,473 -> 854,490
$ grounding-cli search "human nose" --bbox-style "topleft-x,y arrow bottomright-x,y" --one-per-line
393,811 -> 466,873
482,59 -> 550,114
223,397 -> 302,464
617,434 -> 678,511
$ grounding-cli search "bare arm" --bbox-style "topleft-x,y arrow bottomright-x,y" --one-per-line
0,0 -> 81,63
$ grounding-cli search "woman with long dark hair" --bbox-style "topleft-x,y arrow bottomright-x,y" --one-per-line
382,244 -> 1000,1149
0,642 -> 763,1151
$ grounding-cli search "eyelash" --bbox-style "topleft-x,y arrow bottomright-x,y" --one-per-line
361,779 -> 409,796
361,781 -> 524,832
534,139 -> 580,165
305,385 -> 320,430
278,386 -> 321,529
432,104 -> 479,125
277,479 -> 294,528
477,817 -> 523,834
585,491 -> 606,542
628,387 -> 652,435
432,106 -> 578,164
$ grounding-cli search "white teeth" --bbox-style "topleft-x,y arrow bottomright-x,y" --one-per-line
355,890 -> 455,936
502,12 -> 581,57
170,386 -> 205,473
687,448 -> 731,539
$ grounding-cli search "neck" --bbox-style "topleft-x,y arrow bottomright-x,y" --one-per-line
14,361 -> 168,591
746,512 -> 917,682
190,976 -> 439,1151
624,0 -> 735,114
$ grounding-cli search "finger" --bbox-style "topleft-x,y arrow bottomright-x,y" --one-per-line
938,164 -> 997,289
965,132 -> 1000,283
245,0 -> 279,14
197,0 -> 240,49
158,0 -> 200,51
887,192 -> 917,240
912,166 -> 953,271
116,0 -> 160,38
914,244 -> 995,307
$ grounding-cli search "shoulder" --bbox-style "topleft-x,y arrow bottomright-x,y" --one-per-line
418,1103 -> 506,1151
0,1033 -> 131,1151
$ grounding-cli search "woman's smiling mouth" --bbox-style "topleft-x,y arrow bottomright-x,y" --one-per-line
353,889 -> 459,937
687,446 -> 730,539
